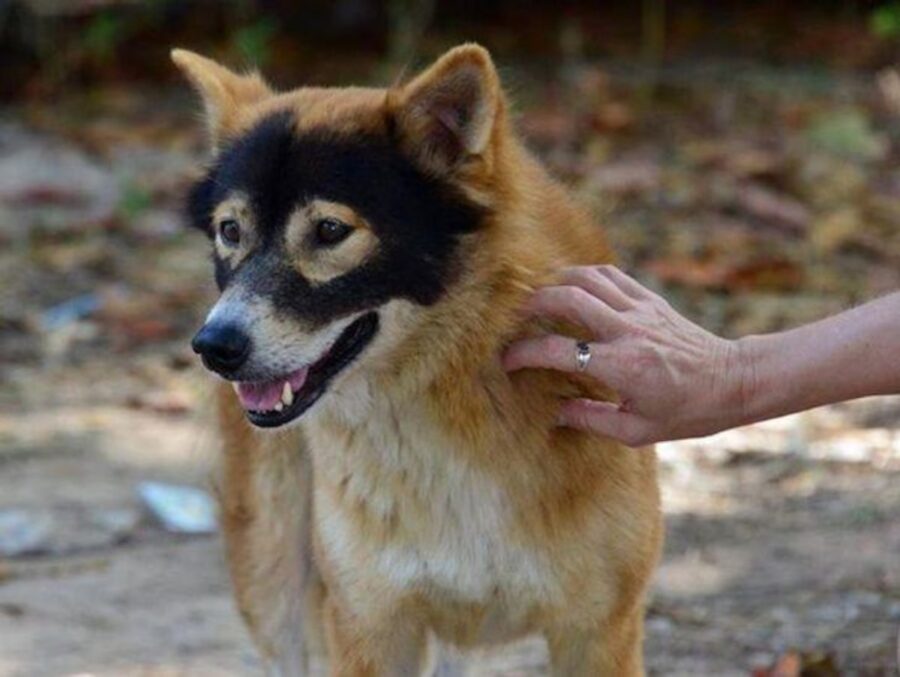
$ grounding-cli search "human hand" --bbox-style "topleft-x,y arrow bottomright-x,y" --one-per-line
503,265 -> 747,446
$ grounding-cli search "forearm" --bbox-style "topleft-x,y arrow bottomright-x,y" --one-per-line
734,292 -> 900,426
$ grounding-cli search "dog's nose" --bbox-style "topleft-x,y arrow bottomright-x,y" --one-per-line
191,323 -> 250,375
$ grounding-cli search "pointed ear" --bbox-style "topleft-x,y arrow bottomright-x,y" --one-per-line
171,48 -> 271,148
388,44 -> 502,174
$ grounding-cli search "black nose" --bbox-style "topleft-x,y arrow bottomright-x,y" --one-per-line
191,323 -> 250,375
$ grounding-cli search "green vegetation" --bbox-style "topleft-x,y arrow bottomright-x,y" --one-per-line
870,1 -> 900,39
83,12 -> 130,63
232,18 -> 278,68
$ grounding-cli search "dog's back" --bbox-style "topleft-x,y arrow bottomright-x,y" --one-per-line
176,44 -> 662,676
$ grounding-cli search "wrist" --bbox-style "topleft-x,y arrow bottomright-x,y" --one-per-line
728,335 -> 764,428
687,336 -> 757,438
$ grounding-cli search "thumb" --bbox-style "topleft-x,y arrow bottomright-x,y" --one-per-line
558,398 -> 653,447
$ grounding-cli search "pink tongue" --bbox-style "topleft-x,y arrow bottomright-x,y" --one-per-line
236,366 -> 309,411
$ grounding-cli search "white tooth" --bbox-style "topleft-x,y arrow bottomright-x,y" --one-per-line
274,402 -> 284,412
232,383 -> 240,394
282,381 -> 294,406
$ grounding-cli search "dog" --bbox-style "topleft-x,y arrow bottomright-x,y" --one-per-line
174,43 -> 662,676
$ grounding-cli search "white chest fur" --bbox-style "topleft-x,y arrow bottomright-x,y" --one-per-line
306,376 -> 558,631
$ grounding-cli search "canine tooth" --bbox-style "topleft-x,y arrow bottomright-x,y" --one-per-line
282,382 -> 294,406
274,402 -> 284,412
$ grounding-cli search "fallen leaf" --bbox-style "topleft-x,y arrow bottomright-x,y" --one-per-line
725,148 -> 784,179
519,106 -> 578,146
585,159 -> 662,196
644,257 -> 730,289
753,650 -> 840,677
811,208 -> 862,254
591,102 -> 635,133
3,186 -> 90,208
126,390 -> 192,415
108,318 -> 175,346
735,184 -> 811,234
753,650 -> 802,677
806,109 -> 887,161
644,256 -> 802,292
723,258 -> 804,292
877,68 -> 900,116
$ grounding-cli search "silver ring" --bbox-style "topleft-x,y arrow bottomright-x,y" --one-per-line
575,341 -> 592,372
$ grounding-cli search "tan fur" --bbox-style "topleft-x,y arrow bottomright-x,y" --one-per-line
176,44 -> 663,676
286,201 -> 379,284
211,193 -> 256,264
171,49 -> 272,146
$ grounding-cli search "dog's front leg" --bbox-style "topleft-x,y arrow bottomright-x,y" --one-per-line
545,609 -> 645,677
216,385 -> 328,675
323,598 -> 431,677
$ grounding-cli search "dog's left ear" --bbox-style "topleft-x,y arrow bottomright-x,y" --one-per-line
388,44 -> 502,175
171,48 -> 271,149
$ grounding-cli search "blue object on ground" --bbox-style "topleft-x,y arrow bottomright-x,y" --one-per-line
0,509 -> 52,556
137,482 -> 217,534
39,293 -> 103,331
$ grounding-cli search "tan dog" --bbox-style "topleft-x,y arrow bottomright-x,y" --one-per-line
174,43 -> 662,676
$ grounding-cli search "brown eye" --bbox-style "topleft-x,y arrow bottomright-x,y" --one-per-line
315,218 -> 352,246
219,218 -> 241,246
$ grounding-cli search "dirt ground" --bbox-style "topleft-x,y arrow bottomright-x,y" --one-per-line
1,61 -> 899,676
1,374 -> 898,676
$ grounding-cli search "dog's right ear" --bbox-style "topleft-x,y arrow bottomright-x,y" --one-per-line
171,49 -> 271,150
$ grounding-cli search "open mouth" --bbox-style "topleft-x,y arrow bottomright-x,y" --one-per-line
234,312 -> 379,428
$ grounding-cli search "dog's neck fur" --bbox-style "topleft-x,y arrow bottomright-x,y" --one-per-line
309,139 -> 609,488
300,148 -> 613,627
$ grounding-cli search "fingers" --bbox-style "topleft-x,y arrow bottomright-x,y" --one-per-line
503,334 -> 595,374
558,398 -> 655,447
557,266 -> 635,311
593,265 -> 655,300
503,335 -> 629,389
525,266 -> 657,335
559,264 -> 657,303
527,286 -> 628,338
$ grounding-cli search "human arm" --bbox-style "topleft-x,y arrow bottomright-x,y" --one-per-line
736,290 -> 900,428
502,265 -> 900,446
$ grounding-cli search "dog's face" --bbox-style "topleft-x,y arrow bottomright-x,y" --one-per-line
176,45 -> 503,428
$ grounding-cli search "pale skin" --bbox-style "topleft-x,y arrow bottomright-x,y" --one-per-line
503,265 -> 900,446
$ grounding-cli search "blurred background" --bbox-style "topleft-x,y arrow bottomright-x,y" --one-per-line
1,1 -> 899,675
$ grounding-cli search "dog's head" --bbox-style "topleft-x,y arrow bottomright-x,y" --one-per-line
176,45 -> 508,428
